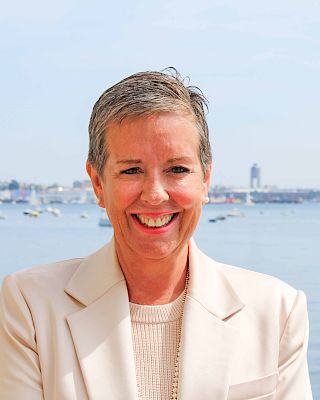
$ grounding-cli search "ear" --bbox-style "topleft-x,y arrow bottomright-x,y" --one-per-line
203,163 -> 212,196
86,161 -> 106,208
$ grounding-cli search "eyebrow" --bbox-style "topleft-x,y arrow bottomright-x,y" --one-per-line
167,157 -> 193,163
116,156 -> 192,164
116,159 -> 142,164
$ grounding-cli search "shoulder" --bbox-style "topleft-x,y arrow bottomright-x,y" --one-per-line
203,257 -> 309,347
220,261 -> 297,297
0,257 -> 89,334
190,240 -> 302,317
1,257 -> 84,298
194,241 -> 302,317
1,242 -> 116,311
215,259 -> 304,321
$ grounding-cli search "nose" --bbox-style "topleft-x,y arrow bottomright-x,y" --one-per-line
140,173 -> 169,205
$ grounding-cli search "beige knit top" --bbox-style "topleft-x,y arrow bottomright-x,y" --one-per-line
129,291 -> 185,400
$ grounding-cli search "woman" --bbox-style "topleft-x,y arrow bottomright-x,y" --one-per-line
0,70 -> 313,399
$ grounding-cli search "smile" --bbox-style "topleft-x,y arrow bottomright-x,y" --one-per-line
134,213 -> 176,228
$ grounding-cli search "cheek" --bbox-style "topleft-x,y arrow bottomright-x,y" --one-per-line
105,181 -> 141,211
170,181 -> 204,209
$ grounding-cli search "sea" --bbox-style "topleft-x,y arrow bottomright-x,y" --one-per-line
0,202 -> 319,397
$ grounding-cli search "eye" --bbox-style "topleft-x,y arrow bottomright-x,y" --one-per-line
120,167 -> 142,175
170,166 -> 190,174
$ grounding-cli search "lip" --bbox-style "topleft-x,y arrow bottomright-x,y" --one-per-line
132,212 -> 176,217
131,212 -> 178,234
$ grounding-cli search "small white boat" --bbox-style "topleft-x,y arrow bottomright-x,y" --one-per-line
23,208 -> 41,217
227,208 -> 245,217
0,213 -> 6,220
45,206 -> 61,216
98,213 -> 112,227
29,210 -> 40,218
80,212 -> 89,219
245,192 -> 254,206
50,208 -> 61,217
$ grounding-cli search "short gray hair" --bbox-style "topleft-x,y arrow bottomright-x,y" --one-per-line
88,68 -> 212,176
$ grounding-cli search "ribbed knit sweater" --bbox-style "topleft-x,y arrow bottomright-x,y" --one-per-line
129,291 -> 185,400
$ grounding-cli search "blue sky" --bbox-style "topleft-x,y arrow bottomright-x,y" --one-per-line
1,0 -> 319,188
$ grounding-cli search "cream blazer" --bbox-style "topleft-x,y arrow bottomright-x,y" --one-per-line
0,239 -> 313,400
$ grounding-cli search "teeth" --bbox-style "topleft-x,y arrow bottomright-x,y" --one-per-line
136,214 -> 174,228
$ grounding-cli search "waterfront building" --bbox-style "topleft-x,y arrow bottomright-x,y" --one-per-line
250,163 -> 261,189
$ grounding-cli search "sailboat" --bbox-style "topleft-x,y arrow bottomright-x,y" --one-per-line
23,190 -> 43,216
245,192 -> 254,206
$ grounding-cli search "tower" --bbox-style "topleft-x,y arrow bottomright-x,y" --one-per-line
250,163 -> 261,189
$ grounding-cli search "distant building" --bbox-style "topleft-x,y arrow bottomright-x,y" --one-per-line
73,180 -> 82,189
250,163 -> 261,189
73,180 -> 92,190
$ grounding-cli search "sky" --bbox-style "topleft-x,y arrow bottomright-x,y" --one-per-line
1,0 -> 319,188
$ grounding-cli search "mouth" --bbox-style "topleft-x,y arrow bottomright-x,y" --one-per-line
133,213 -> 177,228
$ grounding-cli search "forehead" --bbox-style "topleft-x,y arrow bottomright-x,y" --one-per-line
106,112 -> 199,156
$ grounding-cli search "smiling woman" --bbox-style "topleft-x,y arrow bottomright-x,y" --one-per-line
0,69 -> 313,399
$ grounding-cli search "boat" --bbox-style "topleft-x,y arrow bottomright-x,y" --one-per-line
52,209 -> 61,217
80,212 -> 89,219
98,213 -> 112,227
227,208 -> 245,217
29,210 -> 40,218
51,208 -> 61,217
215,214 -> 227,221
23,207 -> 42,217
28,190 -> 41,209
45,206 -> 61,216
23,208 -> 34,215
245,192 -> 254,206
0,213 -> 6,220
209,214 -> 226,223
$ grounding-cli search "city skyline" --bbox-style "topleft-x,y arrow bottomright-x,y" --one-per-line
1,170 -> 319,191
1,1 -> 320,188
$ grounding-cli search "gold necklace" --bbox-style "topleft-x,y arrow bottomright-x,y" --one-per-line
137,268 -> 189,400
170,268 -> 189,400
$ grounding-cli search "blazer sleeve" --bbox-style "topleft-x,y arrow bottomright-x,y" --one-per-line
0,274 -> 44,399
277,290 -> 313,399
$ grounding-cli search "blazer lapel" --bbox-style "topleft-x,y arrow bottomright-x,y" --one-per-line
179,240 -> 245,400
65,240 -> 139,400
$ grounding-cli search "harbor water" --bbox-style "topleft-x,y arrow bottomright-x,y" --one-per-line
0,202 -> 319,397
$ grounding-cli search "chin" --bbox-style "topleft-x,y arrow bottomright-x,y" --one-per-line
133,240 -> 180,260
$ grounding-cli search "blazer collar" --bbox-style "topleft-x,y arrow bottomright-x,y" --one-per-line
188,238 -> 244,320
65,238 -> 244,319
65,238 -> 124,306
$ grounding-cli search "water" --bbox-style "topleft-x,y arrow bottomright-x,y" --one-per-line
0,202 -> 319,396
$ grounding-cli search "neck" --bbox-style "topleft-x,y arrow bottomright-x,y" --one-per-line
115,241 -> 189,305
